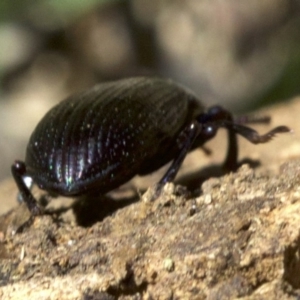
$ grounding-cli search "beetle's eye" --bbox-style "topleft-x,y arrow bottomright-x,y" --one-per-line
207,105 -> 223,116
203,125 -> 216,138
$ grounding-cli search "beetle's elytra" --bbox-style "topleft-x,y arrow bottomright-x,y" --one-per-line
12,77 -> 290,215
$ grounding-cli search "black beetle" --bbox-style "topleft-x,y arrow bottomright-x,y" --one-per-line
12,77 -> 290,215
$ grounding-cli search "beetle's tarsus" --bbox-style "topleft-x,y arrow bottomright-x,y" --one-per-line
29,204 -> 43,216
143,183 -> 163,202
15,216 -> 36,234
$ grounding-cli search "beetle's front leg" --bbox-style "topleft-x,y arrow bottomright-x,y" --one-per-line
144,121 -> 202,201
204,106 -> 238,170
159,121 -> 202,185
11,161 -> 42,216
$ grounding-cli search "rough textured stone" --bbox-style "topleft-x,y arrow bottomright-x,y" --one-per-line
0,98 -> 299,299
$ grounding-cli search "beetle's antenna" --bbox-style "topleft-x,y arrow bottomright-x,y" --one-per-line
234,115 -> 271,125
199,105 -> 291,170
218,121 -> 291,144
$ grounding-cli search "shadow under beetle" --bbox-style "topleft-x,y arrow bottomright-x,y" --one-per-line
11,77 -> 290,216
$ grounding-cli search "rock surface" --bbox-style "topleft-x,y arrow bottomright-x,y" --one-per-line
0,98 -> 299,299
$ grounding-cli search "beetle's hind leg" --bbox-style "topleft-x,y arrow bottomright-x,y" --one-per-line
11,161 -> 42,216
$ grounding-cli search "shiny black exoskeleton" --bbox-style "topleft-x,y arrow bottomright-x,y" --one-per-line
12,77 -> 290,215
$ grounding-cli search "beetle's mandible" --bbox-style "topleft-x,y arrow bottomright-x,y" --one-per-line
11,77 -> 290,215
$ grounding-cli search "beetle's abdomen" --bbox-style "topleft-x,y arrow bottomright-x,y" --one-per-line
25,77 -> 203,195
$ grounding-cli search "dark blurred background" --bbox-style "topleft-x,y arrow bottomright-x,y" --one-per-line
0,0 -> 300,181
